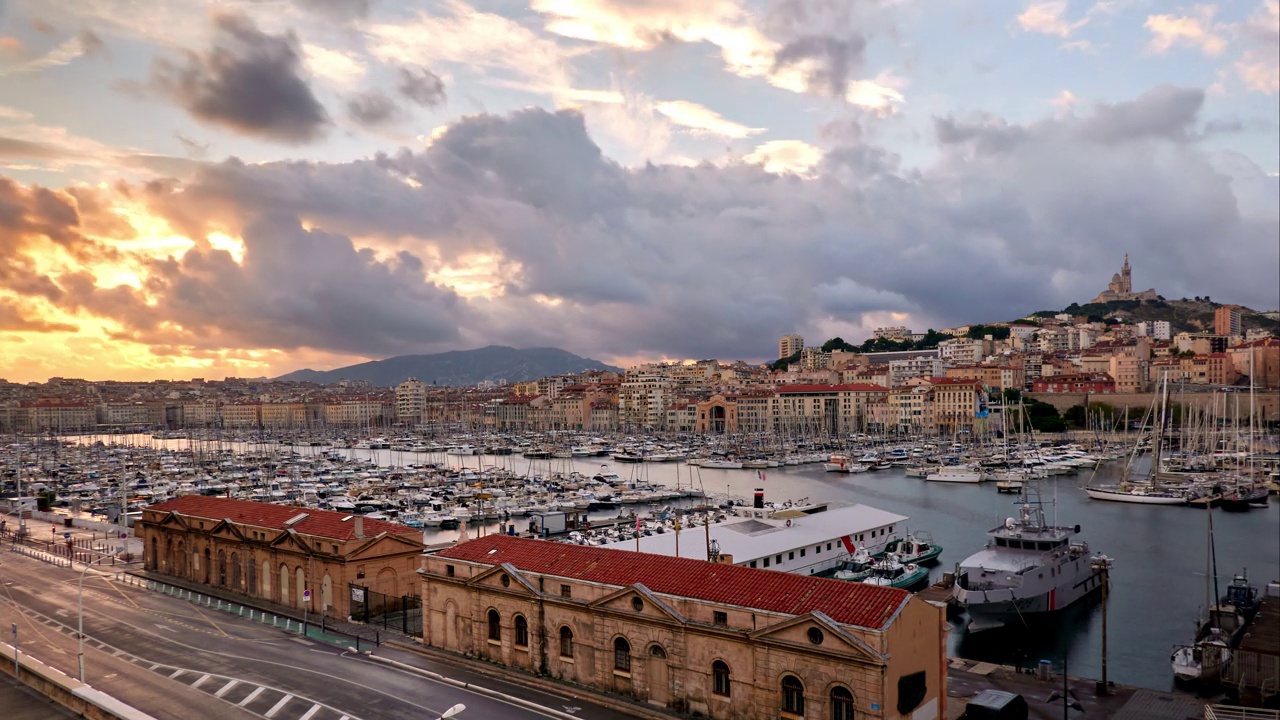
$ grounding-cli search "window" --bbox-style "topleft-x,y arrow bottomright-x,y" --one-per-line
763,557 -> 770,568
712,660 -> 731,697
650,644 -> 666,659
501,574 -> 511,587
749,561 -> 757,568
782,675 -> 805,715
559,626 -> 574,658
514,615 -> 529,647
815,545 -> 821,554
713,610 -> 728,625
560,584 -> 571,598
800,549 -> 805,557
775,555 -> 782,564
788,551 -> 794,560
487,609 -> 500,641
831,687 -> 854,720
445,565 -> 455,577
807,627 -> 824,645
631,596 -> 644,612
613,637 -> 631,673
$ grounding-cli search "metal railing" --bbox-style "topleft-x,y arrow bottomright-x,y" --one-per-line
1205,705 -> 1280,720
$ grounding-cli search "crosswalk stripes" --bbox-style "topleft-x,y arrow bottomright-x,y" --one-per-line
238,687 -> 266,707
264,694 -> 293,718
191,674 -> 211,689
298,704 -> 322,720
214,679 -> 239,698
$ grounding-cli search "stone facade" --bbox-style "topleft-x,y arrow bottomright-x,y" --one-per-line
422,535 -> 946,720
139,496 -> 423,619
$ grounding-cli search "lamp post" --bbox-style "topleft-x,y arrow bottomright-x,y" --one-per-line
78,549 -> 123,683
1091,554 -> 1114,695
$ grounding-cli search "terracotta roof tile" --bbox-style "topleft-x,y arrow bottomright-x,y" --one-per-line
147,496 -> 420,541
437,535 -> 909,630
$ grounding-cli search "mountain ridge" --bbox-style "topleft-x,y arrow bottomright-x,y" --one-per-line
275,346 -> 620,387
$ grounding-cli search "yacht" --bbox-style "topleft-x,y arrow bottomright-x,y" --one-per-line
925,465 -> 982,483
952,482 -> 1107,632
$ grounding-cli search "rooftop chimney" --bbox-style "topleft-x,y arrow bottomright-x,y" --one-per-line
354,515 -> 365,539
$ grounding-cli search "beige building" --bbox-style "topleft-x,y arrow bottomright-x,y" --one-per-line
779,333 -> 805,360
139,496 -> 423,619
422,535 -> 946,720
396,377 -> 427,423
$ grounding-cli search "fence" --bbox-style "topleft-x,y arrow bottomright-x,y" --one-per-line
349,583 -> 421,636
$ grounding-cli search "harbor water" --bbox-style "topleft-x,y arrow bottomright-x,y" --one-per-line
57,436 -> 1280,691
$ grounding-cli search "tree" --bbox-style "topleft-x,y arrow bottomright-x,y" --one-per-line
822,337 -> 857,353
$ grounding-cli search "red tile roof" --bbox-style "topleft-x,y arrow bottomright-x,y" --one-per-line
437,535 -> 909,630
776,383 -> 888,394
146,496 -> 420,541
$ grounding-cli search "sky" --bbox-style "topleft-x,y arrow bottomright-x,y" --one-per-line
0,0 -> 1277,383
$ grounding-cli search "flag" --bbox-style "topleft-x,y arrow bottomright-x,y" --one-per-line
757,470 -> 767,482
635,515 -> 641,533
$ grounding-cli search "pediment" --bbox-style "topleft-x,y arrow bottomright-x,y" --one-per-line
750,611 -> 885,664
269,528 -> 314,553
157,511 -> 191,530
590,583 -> 687,625
346,533 -> 423,560
208,518 -> 246,541
468,562 -> 540,596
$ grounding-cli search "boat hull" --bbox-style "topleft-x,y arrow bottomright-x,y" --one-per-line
1086,487 -> 1187,504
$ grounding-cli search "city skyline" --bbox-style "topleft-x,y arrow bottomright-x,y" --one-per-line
1,0 -> 1277,383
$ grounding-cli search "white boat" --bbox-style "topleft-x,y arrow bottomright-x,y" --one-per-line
446,444 -> 480,456
1171,636 -> 1231,683
952,482 -> 1106,632
925,465 -> 982,483
1085,486 -> 1188,504
700,458 -> 743,470
824,454 -> 866,473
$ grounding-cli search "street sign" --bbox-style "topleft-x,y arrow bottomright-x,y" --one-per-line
351,587 -> 365,602
302,589 -> 311,603
63,532 -> 71,539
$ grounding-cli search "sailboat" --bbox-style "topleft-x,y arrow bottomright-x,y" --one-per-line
1086,372 -> 1190,505
1219,360 -> 1269,511
1171,506 -> 1236,685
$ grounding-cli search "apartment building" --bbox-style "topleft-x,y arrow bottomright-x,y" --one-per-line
396,377 -> 427,423
779,334 -> 804,359
618,369 -> 676,430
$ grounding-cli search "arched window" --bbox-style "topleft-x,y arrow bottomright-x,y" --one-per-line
831,686 -> 854,720
712,660 -> 731,697
230,552 -> 241,589
559,626 -> 574,658
613,637 -> 631,673
149,537 -> 158,571
514,615 -> 529,647
217,550 -> 227,586
650,644 -> 666,659
203,548 -> 211,584
487,609 -> 501,640
782,675 -> 805,716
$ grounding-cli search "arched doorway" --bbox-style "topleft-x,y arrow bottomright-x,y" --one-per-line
444,601 -> 458,648
321,574 -> 332,614
175,540 -> 186,577
164,538 -> 173,573
203,547 -> 211,584
375,567 -> 398,597
217,550 -> 227,586
647,644 -> 670,706
295,567 -> 306,609
260,560 -> 271,599
230,552 -> 241,590
247,557 -> 257,595
279,563 -> 289,605
149,537 -> 158,571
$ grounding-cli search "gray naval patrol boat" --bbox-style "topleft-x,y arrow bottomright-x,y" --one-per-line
952,482 -> 1109,632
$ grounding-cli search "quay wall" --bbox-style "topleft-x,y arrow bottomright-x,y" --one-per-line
1026,390 -> 1280,422
0,642 -> 159,720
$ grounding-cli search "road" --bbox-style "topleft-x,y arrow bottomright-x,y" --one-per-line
0,547 -> 636,720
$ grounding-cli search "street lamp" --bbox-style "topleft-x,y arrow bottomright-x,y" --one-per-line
78,548 -> 124,683
437,703 -> 465,719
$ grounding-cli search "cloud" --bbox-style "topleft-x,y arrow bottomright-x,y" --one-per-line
772,34 -> 867,98
346,90 -> 401,126
0,28 -> 104,76
303,43 -> 367,89
149,12 -> 330,144
654,100 -> 763,138
1235,1 -> 1279,93
0,136 -> 68,160
294,0 -> 371,23
0,298 -> 77,332
1144,7 -> 1227,56
397,66 -> 446,108
744,139 -> 823,175
1017,1 -> 1088,37
3,88 -> 1275,370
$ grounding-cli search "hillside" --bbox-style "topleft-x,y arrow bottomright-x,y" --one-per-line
1026,297 -> 1275,335
275,346 -> 619,387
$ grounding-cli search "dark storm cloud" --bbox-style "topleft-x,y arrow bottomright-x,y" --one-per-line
397,66 -> 446,108
294,0 -> 370,22
149,12 -> 330,144
772,35 -> 867,97
346,89 -> 401,126
25,89 -> 1277,363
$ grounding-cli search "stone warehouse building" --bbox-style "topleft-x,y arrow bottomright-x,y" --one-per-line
138,496 -> 423,618
422,535 -> 946,720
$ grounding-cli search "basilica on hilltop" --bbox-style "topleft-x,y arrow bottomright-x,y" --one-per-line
1092,254 -> 1158,304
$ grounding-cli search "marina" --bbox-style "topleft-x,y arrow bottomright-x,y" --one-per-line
3,430 -> 1277,694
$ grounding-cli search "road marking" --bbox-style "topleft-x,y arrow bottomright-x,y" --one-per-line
169,669 -> 185,679
339,715 -> 350,720
149,664 -> 160,671
111,650 -> 124,657
191,674 -> 212,689
298,703 -> 322,720
214,679 -> 239,698
238,687 -> 265,707
265,694 -> 293,718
